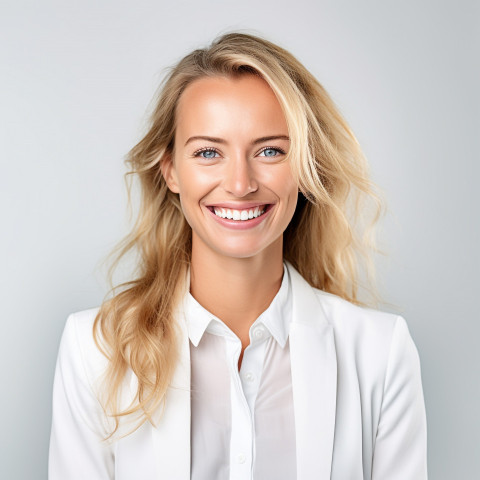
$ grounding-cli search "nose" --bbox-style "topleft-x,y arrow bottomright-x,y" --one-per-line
222,154 -> 258,197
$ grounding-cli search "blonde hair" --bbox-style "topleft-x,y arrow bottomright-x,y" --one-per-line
94,31 -> 384,438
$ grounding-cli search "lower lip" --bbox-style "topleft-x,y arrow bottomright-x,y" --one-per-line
206,205 -> 273,230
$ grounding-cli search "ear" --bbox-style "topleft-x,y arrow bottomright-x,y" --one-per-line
160,153 -> 180,194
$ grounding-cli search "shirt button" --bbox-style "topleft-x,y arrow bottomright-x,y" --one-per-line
237,453 -> 246,464
253,327 -> 265,339
244,372 -> 255,382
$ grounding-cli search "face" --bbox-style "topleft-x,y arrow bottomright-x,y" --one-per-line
161,74 -> 298,261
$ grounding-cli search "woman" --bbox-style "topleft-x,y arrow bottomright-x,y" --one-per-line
49,32 -> 427,479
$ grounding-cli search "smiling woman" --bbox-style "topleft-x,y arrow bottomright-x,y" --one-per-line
162,75 -> 298,263
49,32 -> 427,479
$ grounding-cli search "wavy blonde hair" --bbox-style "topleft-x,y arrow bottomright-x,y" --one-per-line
94,31 -> 384,438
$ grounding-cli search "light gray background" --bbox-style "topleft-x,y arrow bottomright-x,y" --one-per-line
1,0 -> 478,478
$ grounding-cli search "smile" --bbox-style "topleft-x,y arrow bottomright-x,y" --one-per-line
212,205 -> 266,221
205,204 -> 273,229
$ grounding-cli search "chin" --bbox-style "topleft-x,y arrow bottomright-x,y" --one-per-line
213,236 -> 279,260
214,245 -> 266,260
192,229 -> 281,261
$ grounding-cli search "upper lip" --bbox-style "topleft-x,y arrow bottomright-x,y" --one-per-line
205,202 -> 271,209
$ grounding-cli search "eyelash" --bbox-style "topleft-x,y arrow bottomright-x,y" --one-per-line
192,146 -> 286,159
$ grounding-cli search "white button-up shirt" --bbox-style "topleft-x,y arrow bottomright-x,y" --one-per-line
183,262 -> 296,480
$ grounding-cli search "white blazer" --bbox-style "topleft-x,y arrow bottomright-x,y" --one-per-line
49,261 -> 428,479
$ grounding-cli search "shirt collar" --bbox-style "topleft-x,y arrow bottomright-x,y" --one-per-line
182,262 -> 292,349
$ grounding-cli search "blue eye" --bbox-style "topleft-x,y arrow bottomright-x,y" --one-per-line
259,147 -> 285,157
193,148 -> 220,159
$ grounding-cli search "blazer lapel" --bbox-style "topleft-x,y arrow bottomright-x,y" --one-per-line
151,299 -> 191,480
286,262 -> 337,480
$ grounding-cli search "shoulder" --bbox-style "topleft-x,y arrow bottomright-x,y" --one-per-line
61,307 -> 102,351
57,307 -> 108,386
311,288 -> 420,380
286,260 -> 414,362
313,288 -> 400,336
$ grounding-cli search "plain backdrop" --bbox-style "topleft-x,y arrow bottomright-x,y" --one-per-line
1,0 -> 478,478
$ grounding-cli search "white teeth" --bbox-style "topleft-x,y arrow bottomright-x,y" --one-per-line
213,206 -> 267,221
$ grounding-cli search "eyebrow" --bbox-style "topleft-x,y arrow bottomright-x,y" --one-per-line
184,135 -> 290,147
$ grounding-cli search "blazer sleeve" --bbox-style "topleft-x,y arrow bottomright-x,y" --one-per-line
371,316 -> 428,479
49,313 -> 115,479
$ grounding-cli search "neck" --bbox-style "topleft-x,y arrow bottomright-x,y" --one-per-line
189,236 -> 284,350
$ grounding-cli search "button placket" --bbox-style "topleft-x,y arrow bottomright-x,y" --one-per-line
228,338 -> 254,479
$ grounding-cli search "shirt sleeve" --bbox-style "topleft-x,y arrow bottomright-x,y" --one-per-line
48,313 -> 115,479
371,316 -> 428,479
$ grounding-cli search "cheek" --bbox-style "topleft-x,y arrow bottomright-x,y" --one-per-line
263,165 -> 297,201
177,166 -> 216,201
277,171 -> 299,219
176,166 -> 219,226
286,186 -> 299,220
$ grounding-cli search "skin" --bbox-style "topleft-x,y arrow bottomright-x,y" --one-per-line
161,74 -> 298,369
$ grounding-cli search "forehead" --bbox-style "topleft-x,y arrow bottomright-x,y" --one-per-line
175,74 -> 288,140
